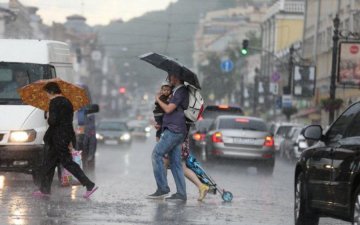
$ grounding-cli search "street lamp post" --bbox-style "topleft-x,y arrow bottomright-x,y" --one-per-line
253,68 -> 260,115
329,14 -> 340,124
287,45 -> 294,94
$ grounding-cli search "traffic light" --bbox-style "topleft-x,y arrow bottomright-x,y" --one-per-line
119,87 -> 126,94
241,39 -> 249,55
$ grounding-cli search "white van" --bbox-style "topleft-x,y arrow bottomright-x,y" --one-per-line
0,39 -> 75,183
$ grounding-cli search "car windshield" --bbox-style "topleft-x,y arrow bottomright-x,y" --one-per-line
196,119 -> 213,132
276,126 -> 294,136
127,120 -> 148,128
218,118 -> 267,131
0,62 -> 55,103
98,122 -> 128,131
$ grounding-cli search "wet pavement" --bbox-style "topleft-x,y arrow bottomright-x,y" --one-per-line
0,135 -> 349,225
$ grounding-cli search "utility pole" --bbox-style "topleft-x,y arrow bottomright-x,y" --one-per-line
253,68 -> 260,115
329,14 -> 340,124
287,45 -> 294,94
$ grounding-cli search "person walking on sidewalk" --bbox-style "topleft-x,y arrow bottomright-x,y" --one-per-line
32,82 -> 98,198
148,71 -> 189,201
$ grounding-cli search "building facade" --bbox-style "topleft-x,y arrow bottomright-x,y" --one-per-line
260,0 -> 304,88
302,0 -> 360,126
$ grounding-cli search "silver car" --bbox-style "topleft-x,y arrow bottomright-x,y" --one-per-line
205,115 -> 275,174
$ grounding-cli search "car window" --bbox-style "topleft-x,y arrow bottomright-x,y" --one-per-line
276,126 -> 293,136
0,62 -> 54,101
218,118 -> 267,131
292,128 -> 301,141
287,128 -> 296,138
195,119 -> 212,131
269,124 -> 276,134
202,105 -> 243,119
327,102 -> 360,141
98,122 -> 128,131
208,120 -> 217,131
344,111 -> 360,138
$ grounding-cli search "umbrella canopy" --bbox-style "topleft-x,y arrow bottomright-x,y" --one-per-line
139,52 -> 201,89
17,78 -> 90,111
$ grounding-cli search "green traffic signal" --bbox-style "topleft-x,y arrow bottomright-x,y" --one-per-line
241,39 -> 249,55
241,48 -> 248,55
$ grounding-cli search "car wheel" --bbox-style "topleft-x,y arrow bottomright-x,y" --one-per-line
257,159 -> 274,175
352,185 -> 360,225
294,172 -> 319,225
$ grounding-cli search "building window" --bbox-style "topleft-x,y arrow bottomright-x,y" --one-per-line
354,13 -> 360,32
344,18 -> 350,31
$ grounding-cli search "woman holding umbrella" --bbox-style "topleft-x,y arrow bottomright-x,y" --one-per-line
32,82 -> 98,198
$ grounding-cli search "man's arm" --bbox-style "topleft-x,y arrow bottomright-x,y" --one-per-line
47,100 -> 59,126
157,100 -> 176,113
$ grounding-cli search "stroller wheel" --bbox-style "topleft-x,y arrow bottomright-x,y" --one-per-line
222,191 -> 233,202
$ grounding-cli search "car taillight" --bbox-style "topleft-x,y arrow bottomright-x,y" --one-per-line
264,136 -> 274,147
212,132 -> 223,143
193,133 -> 202,141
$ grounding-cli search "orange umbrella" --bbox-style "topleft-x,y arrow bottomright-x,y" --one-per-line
17,78 -> 90,111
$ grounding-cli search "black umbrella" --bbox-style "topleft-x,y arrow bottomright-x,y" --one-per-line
139,52 -> 201,89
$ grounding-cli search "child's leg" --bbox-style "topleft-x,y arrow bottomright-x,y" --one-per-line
154,115 -> 163,141
182,161 -> 209,201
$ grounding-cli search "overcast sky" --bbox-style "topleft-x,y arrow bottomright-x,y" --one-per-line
6,0 -> 175,26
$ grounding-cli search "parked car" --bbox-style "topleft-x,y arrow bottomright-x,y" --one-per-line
127,119 -> 151,141
96,120 -> 132,146
279,126 -> 307,161
205,115 -> 275,174
270,122 -> 301,153
294,101 -> 360,225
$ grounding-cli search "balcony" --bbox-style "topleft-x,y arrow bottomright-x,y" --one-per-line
264,0 -> 304,21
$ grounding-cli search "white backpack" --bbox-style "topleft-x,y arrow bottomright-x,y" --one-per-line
184,83 -> 204,122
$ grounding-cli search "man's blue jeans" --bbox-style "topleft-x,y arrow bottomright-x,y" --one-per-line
152,129 -> 186,197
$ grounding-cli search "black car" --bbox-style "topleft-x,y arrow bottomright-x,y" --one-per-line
295,101 -> 360,225
96,120 -> 132,146
189,119 -> 212,151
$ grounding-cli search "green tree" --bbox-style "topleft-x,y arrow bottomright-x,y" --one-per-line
199,46 -> 240,104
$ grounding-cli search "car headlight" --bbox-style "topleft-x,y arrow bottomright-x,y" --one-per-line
298,141 -> 308,149
120,133 -> 131,141
9,130 -> 36,143
96,133 -> 103,140
145,127 -> 151,132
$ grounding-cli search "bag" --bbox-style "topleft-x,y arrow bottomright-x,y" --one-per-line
60,149 -> 83,186
184,84 -> 204,122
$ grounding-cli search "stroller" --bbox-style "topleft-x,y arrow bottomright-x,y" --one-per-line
185,154 -> 233,202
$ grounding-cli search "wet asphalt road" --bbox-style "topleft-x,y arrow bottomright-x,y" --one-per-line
0,135 -> 350,225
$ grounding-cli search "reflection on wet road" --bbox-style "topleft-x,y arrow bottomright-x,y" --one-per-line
0,136 -> 349,225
